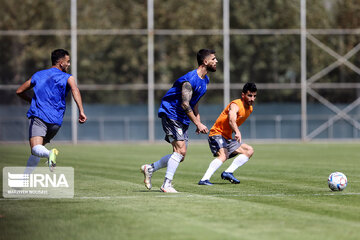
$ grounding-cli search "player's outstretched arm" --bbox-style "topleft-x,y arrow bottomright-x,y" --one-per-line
16,79 -> 33,103
67,76 -> 87,124
228,103 -> 241,142
181,82 -> 208,134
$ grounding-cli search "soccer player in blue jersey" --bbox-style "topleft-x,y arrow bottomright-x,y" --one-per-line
16,49 -> 87,172
141,49 -> 217,192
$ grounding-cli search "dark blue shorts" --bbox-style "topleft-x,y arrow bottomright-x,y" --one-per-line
208,135 -> 241,159
161,115 -> 189,144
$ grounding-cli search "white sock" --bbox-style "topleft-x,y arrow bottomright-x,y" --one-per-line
164,152 -> 183,180
201,158 -> 223,181
225,154 -> 249,173
31,145 -> 50,158
153,154 -> 171,171
24,155 -> 40,174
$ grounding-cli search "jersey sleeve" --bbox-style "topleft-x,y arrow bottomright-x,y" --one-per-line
30,74 -> 37,86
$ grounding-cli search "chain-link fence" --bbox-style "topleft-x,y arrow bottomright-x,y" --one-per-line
1,0 -> 359,142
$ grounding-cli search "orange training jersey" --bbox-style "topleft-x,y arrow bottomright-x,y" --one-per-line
209,99 -> 253,139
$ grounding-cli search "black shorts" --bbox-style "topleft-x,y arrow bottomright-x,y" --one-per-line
161,115 -> 189,144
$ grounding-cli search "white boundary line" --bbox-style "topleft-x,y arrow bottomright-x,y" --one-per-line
1,192 -> 360,200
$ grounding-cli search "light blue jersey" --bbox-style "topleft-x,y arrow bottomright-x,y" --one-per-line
158,69 -> 209,125
27,67 -> 71,126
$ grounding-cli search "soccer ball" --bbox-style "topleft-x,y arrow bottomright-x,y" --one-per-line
328,172 -> 347,191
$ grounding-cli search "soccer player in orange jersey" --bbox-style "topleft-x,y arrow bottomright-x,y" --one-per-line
198,82 -> 257,185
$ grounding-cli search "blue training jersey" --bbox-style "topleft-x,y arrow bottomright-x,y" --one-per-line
158,69 -> 209,125
27,67 -> 71,126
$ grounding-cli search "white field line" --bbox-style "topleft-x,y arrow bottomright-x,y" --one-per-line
78,192 -> 360,199
1,192 -> 360,201
73,192 -> 360,199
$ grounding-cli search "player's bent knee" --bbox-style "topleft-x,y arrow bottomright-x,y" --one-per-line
247,146 -> 254,158
216,149 -> 228,162
216,153 -> 227,162
177,149 -> 187,157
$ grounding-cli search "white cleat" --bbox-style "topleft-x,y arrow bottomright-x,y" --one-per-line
160,183 -> 178,193
140,164 -> 153,190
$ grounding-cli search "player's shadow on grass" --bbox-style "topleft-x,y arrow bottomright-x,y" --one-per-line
135,190 -> 163,193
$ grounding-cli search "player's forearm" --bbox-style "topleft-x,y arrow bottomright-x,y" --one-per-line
182,103 -> 201,126
71,87 -> 85,113
16,79 -> 32,103
193,104 -> 201,122
16,92 -> 32,103
195,113 -> 201,123
188,112 -> 202,126
228,103 -> 240,136
229,118 -> 240,135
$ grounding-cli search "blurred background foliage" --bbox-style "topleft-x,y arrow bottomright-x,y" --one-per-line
1,0 -> 360,105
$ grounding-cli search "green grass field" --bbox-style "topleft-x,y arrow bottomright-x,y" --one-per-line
0,142 -> 360,240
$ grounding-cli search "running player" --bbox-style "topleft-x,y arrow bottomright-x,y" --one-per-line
198,82 -> 257,185
16,49 -> 87,173
141,49 -> 217,192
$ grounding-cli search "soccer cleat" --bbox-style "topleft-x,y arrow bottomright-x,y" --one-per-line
140,164 -> 153,190
160,182 -> 178,193
48,148 -> 59,172
221,171 -> 240,184
198,180 -> 214,185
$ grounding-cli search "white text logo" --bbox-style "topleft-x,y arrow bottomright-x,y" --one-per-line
8,173 -> 69,188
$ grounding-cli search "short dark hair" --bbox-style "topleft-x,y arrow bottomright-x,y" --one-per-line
197,49 -> 215,66
242,82 -> 257,93
51,49 -> 69,65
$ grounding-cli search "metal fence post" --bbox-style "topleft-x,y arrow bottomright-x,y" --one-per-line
71,0 -> 78,144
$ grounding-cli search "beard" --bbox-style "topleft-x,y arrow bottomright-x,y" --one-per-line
60,64 -> 68,73
206,65 -> 216,72
247,100 -> 255,107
